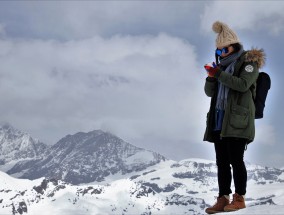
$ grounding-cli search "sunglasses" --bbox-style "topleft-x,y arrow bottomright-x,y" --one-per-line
215,46 -> 230,56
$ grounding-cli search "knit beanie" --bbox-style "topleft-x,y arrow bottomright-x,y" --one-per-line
212,21 -> 240,48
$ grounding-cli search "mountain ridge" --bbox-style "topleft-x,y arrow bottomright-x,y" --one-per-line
1,124 -> 166,184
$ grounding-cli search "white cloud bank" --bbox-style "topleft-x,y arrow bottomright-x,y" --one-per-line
201,1 -> 284,36
0,34 -> 208,154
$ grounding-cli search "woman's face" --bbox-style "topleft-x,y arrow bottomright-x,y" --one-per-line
220,45 -> 234,57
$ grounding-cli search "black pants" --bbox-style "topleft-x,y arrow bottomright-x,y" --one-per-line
213,132 -> 247,197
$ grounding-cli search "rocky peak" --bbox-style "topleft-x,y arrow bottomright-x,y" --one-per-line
0,123 -> 48,165
19,130 -> 166,184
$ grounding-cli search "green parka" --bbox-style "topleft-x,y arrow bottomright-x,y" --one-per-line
204,48 -> 266,143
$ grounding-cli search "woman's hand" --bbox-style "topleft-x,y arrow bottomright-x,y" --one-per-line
204,62 -> 219,77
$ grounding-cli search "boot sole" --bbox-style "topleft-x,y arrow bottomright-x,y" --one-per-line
205,209 -> 225,214
224,208 -> 238,212
224,207 -> 245,212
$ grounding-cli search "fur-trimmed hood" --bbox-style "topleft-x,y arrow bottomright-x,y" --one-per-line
245,48 -> 266,69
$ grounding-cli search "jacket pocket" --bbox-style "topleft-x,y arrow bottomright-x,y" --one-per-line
230,105 -> 249,129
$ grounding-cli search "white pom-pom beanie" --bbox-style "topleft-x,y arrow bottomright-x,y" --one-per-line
212,21 -> 240,48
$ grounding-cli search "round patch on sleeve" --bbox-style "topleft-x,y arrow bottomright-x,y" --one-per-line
245,65 -> 254,72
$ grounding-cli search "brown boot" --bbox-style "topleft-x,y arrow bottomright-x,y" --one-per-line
205,195 -> 230,214
224,193 -> 246,212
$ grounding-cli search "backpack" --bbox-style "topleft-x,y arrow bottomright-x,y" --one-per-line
254,72 -> 271,119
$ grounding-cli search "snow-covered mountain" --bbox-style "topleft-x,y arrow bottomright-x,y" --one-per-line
1,124 -> 284,214
1,158 -> 284,215
9,129 -> 166,184
0,124 -> 48,172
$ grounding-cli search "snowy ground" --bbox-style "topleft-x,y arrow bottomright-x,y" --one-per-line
223,205 -> 284,215
1,159 -> 284,215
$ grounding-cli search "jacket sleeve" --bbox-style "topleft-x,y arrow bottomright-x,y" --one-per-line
204,77 -> 217,97
214,62 -> 259,93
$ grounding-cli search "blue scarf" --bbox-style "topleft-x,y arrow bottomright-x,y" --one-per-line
215,46 -> 244,110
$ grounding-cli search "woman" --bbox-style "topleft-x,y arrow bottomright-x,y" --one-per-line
203,21 -> 265,214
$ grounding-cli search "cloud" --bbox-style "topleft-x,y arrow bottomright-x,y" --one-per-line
1,1 -> 282,168
0,1 -> 204,40
255,121 -> 277,145
0,34 -> 208,152
200,1 -> 284,36
0,23 -> 6,37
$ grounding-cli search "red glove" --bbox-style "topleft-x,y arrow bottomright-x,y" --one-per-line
204,62 -> 219,77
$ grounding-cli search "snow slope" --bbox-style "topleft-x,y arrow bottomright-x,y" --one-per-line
1,159 -> 284,215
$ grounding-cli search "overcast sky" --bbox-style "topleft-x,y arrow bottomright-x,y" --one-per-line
0,1 -> 282,168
